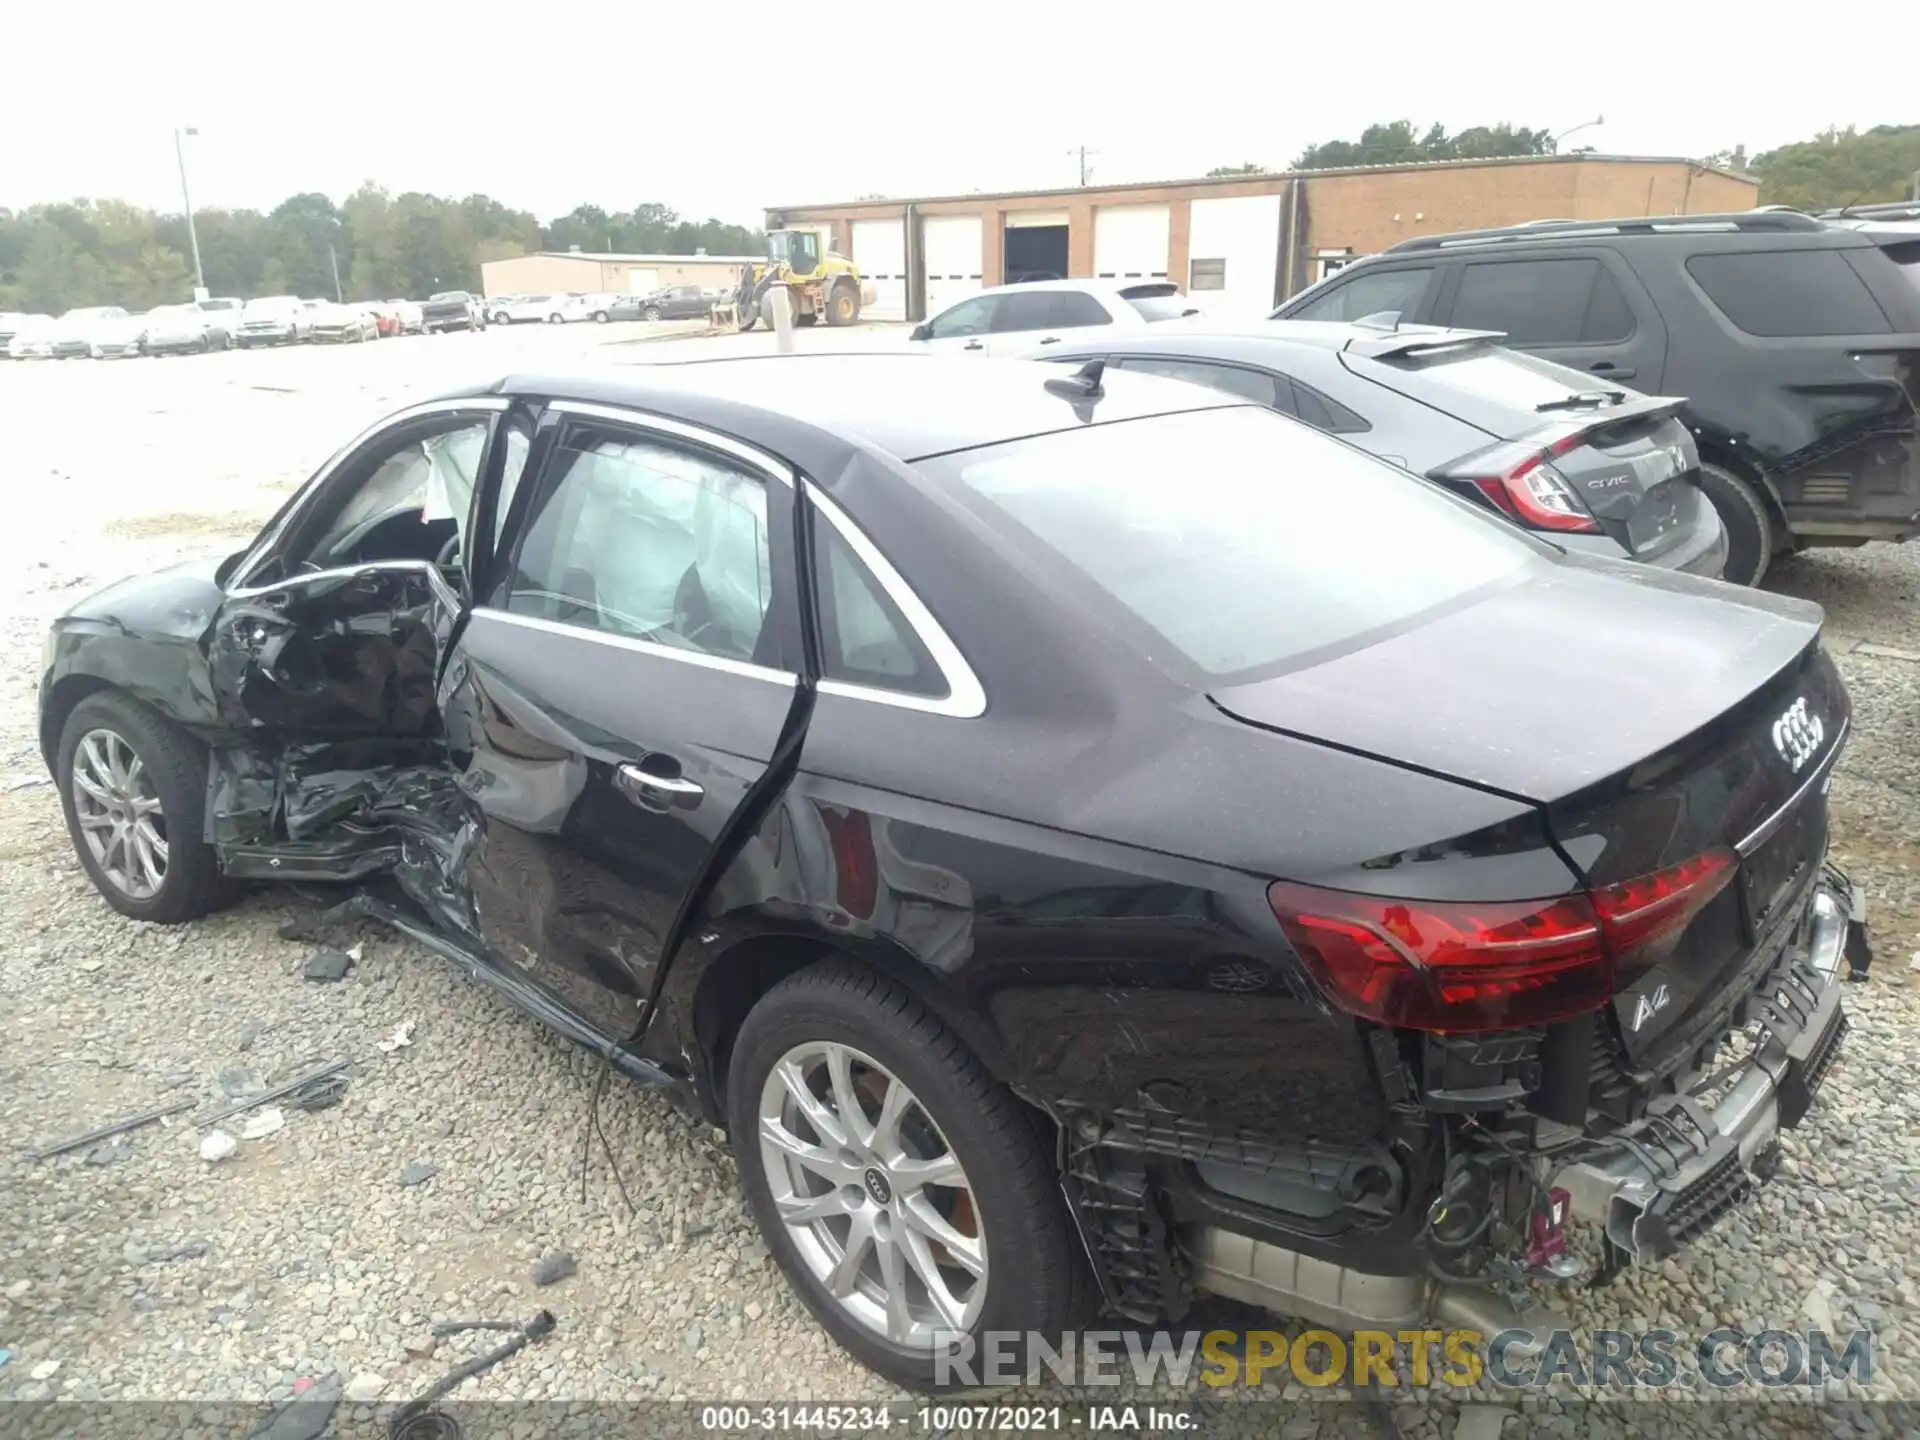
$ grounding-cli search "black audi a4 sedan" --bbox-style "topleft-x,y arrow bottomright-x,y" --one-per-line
40,354 -> 1863,1388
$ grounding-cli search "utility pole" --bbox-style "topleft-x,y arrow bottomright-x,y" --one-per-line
327,243 -> 343,303
174,126 -> 205,298
1069,145 -> 1099,186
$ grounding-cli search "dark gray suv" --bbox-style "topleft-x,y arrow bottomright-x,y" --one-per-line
1273,211 -> 1920,584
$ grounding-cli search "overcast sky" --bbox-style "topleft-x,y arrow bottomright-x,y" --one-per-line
8,3 -> 1911,225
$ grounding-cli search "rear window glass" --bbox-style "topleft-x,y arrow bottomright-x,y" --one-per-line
1285,266 -> 1434,323
918,407 -> 1532,680
1366,343 -> 1618,433
1685,250 -> 1891,336
1122,285 -> 1199,322
1451,258 -> 1634,345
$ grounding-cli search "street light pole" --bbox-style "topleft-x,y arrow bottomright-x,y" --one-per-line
174,126 -> 205,297
1552,115 -> 1604,151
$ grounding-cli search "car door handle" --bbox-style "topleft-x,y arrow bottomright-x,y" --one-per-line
616,762 -> 703,810
1037,335 -> 1061,345
963,340 -> 984,350
1589,362 -> 1636,379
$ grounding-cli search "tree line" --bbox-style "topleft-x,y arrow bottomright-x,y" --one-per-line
0,187 -> 764,314
1214,119 -> 1920,213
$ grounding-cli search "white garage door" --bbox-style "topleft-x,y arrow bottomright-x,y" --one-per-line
922,215 -> 983,316
1187,195 -> 1283,318
851,218 -> 906,320
1093,205 -> 1170,282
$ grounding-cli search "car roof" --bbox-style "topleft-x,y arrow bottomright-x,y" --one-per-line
472,353 -> 1243,466
1038,317 -> 1491,359
964,278 -> 1180,302
1380,209 -> 1866,255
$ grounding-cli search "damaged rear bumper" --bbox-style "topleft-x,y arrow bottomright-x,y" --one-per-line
1553,872 -> 1862,1261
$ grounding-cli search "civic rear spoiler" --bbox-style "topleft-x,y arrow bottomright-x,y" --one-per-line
1344,327 -> 1507,359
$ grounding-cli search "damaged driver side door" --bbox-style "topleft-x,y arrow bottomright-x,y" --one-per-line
203,399 -> 514,873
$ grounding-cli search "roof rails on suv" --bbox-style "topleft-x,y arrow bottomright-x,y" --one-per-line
1386,211 -> 1825,253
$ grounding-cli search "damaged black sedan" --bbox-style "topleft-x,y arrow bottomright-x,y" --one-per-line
41,355 -> 1865,1388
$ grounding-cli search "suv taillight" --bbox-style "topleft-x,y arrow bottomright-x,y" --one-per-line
1430,434 -> 1599,534
1268,848 -> 1737,1033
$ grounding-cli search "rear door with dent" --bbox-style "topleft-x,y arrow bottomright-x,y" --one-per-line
440,401 -> 806,1040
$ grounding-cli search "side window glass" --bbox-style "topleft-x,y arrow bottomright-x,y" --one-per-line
813,519 -> 947,699
1583,268 -> 1635,342
1451,258 -> 1601,345
1045,292 -> 1114,329
928,295 -> 996,338
1122,356 -> 1278,406
491,424 -> 533,547
503,425 -> 773,664
1282,376 -> 1372,435
1291,266 -> 1434,323
990,291 -> 1055,333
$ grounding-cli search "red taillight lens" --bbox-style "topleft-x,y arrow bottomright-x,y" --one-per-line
1267,883 -> 1609,1032
1435,434 -> 1600,534
1269,849 -> 1739,1033
1591,847 -> 1735,968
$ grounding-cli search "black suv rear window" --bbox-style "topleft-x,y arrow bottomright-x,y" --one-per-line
1685,250 -> 1891,336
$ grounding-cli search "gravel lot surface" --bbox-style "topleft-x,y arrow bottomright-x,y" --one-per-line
0,325 -> 1916,1434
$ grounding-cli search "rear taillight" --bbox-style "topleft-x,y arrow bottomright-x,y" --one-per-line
1268,849 -> 1738,1033
1431,434 -> 1599,534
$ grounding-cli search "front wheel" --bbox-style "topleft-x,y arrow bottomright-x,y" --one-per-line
644,306 -> 662,322
1697,460 -> 1774,586
56,692 -> 229,923
826,284 -> 860,327
594,311 -> 609,323
728,963 -> 1084,1390
548,313 -> 563,324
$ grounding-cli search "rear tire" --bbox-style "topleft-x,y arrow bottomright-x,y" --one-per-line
644,306 -> 662,321
728,962 -> 1084,1391
56,692 -> 229,924
1697,460 -> 1774,586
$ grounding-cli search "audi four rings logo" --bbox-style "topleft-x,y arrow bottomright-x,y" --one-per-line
1772,697 -> 1825,775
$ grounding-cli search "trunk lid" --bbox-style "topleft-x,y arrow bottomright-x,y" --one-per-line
1210,562 -> 1844,1073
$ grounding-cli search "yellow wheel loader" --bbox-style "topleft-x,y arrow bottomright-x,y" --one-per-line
735,230 -> 874,331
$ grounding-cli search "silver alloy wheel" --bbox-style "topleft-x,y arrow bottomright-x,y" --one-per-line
759,1040 -> 987,1349
69,728 -> 167,900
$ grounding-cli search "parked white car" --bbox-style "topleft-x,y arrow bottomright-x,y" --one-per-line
906,279 -> 1202,355
50,306 -> 129,358
6,315 -> 58,359
488,292 -> 573,325
235,296 -> 313,347
143,305 -> 227,355
89,312 -> 150,359
195,296 -> 245,344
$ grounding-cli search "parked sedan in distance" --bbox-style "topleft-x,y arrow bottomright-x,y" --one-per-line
1,312 -> 52,355
51,306 -> 129,358
234,296 -> 312,347
386,299 -> 424,334
488,292 -> 570,324
38,355 -> 1862,1391
143,305 -> 229,355
909,279 -> 1202,355
88,312 -> 150,359
1034,321 -> 1728,579
6,315 -> 57,359
195,296 -> 245,344
307,302 -> 380,343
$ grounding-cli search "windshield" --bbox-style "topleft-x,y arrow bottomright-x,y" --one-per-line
918,405 -> 1536,680
200,298 -> 240,312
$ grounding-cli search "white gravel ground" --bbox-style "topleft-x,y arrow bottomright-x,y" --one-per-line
0,325 -> 1915,1435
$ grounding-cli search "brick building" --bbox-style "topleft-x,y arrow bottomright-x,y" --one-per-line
768,154 -> 1757,322
479,251 -> 759,300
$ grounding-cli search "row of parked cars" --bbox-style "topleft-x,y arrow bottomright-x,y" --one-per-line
0,293 -> 484,360
906,203 -> 1920,585
485,285 -> 719,326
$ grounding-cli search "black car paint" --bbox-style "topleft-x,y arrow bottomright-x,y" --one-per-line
39,356 -> 1846,1301
1274,224 -> 1920,544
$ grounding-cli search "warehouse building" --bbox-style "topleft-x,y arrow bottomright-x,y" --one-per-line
769,154 -> 1758,321
479,250 -> 758,299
